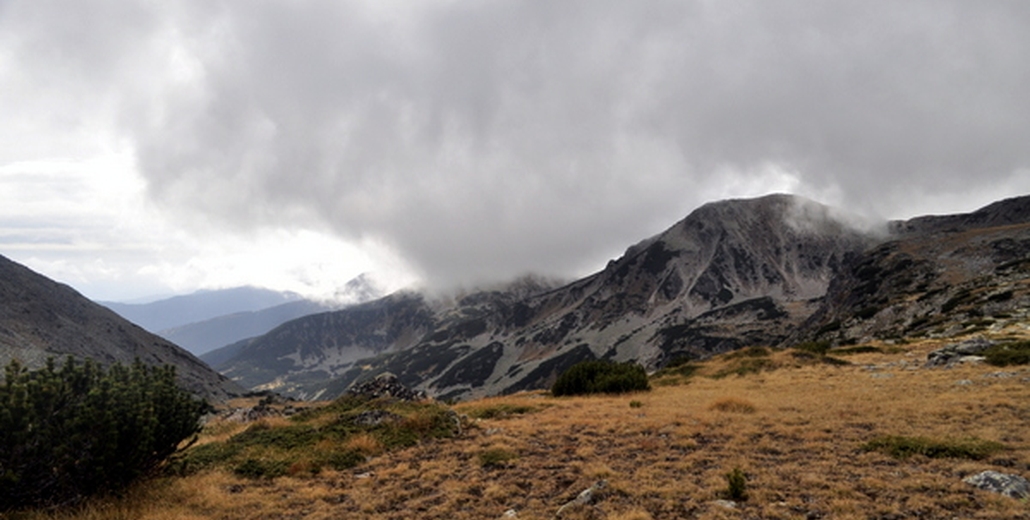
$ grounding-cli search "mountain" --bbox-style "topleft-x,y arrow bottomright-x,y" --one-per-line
102,287 -> 304,333
206,193 -> 1030,401
202,275 -> 563,398
158,299 -> 336,356
213,195 -> 876,399
0,254 -> 244,402
310,194 -> 875,400
794,194 -> 1030,344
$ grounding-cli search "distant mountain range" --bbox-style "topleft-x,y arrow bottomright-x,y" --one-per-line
101,287 -> 305,333
205,193 -> 1030,401
0,255 -> 243,402
102,274 -> 386,356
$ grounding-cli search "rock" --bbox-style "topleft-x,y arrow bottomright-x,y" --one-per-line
350,409 -> 403,426
500,509 -> 518,518
347,372 -> 426,401
925,338 -> 996,367
712,499 -> 738,509
963,470 -> 1030,498
221,403 -> 282,423
555,480 -> 607,518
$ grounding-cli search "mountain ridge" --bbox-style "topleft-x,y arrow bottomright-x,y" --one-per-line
0,254 -> 244,402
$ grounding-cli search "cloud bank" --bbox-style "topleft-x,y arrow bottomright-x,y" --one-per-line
4,1 -> 1030,290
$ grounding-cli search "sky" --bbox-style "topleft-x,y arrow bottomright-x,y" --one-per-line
2,1 -> 1029,302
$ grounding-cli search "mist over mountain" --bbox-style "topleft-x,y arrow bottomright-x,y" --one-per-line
206,193 -> 1030,401
0,255 -> 243,402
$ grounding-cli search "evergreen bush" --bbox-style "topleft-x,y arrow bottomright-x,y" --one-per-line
551,360 -> 650,396
0,357 -> 207,511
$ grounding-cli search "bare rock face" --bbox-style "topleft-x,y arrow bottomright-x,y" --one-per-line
0,255 -> 243,402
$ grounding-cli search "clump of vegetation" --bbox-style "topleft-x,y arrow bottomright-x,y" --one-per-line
726,346 -> 771,359
629,400 -> 643,408
833,345 -> 882,355
176,395 -> 458,478
461,403 -> 541,420
794,341 -> 831,355
711,357 -> 774,379
861,435 -> 1005,460
708,397 -> 757,414
724,467 -> 748,501
0,358 -> 207,511
551,360 -> 650,397
983,341 -> 1030,367
478,448 -> 518,469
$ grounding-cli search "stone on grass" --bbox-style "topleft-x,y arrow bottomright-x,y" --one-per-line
554,480 -> 607,518
963,470 -> 1030,499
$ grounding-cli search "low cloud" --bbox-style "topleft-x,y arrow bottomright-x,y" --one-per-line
5,1 -> 1030,289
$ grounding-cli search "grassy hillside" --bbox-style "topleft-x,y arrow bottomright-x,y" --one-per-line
16,328 -> 1030,519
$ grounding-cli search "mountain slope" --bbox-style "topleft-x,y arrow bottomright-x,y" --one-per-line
208,193 -> 1030,401
796,195 -> 1030,343
0,255 -> 244,402
204,276 -> 562,398
323,194 -> 875,399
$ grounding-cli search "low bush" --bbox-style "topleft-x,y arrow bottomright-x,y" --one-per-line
712,358 -> 774,379
551,360 -> 650,397
0,357 -> 207,510
794,341 -> 831,355
983,341 -> 1030,367
861,435 -> 1004,460
724,467 -> 748,501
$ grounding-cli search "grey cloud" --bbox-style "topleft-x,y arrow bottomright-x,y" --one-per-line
10,0 -> 1030,287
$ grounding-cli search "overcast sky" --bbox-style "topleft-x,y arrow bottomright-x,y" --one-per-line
2,0 -> 1029,301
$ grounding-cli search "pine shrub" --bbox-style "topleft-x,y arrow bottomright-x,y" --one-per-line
0,357 -> 207,511
551,360 -> 650,396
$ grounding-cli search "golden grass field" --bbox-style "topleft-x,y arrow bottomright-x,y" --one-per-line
12,330 -> 1030,520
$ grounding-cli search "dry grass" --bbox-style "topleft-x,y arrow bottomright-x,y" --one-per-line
14,330 -> 1030,519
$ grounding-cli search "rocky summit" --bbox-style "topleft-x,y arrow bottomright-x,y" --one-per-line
208,193 -> 1030,401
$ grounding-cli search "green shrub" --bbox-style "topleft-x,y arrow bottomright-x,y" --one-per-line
712,358 -> 774,379
0,357 -> 207,510
983,341 -> 1030,367
794,341 -> 831,355
233,457 -> 289,479
861,435 -> 1004,460
551,360 -> 650,397
726,346 -> 771,359
833,345 -> 882,355
725,467 -> 748,501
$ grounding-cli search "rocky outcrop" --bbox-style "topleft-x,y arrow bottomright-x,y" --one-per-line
347,372 -> 426,401
925,338 -> 996,367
